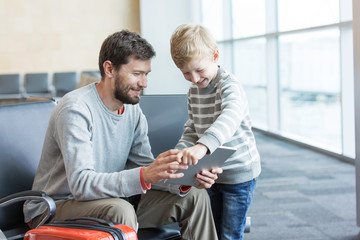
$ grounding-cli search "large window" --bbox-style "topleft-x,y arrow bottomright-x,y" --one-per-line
201,0 -> 354,158
277,0 -> 339,31
231,0 -> 266,38
233,39 -> 267,127
279,29 -> 342,150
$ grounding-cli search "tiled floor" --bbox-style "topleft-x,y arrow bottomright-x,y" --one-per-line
246,131 -> 360,240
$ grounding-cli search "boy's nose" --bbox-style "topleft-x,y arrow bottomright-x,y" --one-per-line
190,73 -> 200,83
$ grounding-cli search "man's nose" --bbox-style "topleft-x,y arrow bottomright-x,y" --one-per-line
138,76 -> 147,88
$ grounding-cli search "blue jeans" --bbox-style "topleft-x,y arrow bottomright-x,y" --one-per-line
207,178 -> 257,240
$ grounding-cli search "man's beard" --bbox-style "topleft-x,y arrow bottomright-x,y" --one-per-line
114,75 -> 141,105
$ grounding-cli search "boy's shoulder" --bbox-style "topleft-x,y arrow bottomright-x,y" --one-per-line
217,67 -> 240,85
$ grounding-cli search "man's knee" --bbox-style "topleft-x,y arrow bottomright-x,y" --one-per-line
188,188 -> 210,203
100,198 -> 137,227
181,188 -> 211,214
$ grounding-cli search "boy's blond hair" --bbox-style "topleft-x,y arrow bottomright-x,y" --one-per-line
170,24 -> 218,68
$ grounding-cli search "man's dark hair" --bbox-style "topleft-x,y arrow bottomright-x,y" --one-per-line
98,30 -> 156,78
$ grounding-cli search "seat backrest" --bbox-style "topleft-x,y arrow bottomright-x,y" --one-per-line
0,101 -> 56,230
0,74 -> 21,94
53,72 -> 78,97
25,73 -> 50,94
139,94 -> 188,157
0,74 -> 23,100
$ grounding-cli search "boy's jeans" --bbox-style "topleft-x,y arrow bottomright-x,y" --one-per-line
207,178 -> 257,240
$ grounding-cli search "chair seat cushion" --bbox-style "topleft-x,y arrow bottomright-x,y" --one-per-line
138,227 -> 181,240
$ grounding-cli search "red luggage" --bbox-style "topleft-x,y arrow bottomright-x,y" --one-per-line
24,217 -> 137,240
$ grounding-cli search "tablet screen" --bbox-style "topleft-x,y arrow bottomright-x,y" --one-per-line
165,146 -> 236,186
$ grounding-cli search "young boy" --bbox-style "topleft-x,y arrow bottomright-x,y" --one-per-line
170,24 -> 261,240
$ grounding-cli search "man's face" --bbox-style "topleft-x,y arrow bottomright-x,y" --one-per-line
114,56 -> 151,104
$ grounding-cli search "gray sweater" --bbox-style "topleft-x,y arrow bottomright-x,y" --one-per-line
176,66 -> 261,184
24,83 -> 182,222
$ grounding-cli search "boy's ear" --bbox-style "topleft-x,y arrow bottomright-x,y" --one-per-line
213,50 -> 220,62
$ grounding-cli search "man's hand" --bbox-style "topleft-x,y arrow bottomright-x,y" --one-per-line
143,149 -> 188,184
176,143 -> 208,165
195,167 -> 223,189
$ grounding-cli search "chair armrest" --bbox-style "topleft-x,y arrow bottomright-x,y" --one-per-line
0,190 -> 56,228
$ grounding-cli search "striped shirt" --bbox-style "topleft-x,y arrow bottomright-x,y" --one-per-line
175,66 -> 261,184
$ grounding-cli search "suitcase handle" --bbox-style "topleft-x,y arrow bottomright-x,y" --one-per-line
65,217 -> 115,227
48,217 -> 126,240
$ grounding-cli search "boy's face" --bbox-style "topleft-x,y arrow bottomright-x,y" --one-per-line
180,51 -> 219,88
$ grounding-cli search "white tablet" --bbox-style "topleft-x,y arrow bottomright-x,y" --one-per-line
165,146 -> 236,186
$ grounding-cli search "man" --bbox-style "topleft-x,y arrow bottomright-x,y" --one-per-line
24,30 -> 221,240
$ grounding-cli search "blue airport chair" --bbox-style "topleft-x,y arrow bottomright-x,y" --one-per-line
53,72 -> 78,97
24,73 -> 52,97
0,74 -> 23,99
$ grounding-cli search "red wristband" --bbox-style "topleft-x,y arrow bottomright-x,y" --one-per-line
140,167 -> 151,190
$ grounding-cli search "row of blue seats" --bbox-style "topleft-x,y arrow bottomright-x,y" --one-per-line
0,71 -> 100,99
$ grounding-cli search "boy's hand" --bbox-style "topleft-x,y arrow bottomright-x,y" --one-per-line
176,143 -> 208,165
196,167 -> 223,189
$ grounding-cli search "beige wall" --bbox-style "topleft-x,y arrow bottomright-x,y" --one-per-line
0,0 -> 140,74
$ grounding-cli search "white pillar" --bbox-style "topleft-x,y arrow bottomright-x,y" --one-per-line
352,0 -> 360,227
140,0 -> 199,94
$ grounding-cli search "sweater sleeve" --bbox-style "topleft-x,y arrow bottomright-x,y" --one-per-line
151,182 -> 190,197
198,74 -> 249,153
126,110 -> 156,167
175,93 -> 198,150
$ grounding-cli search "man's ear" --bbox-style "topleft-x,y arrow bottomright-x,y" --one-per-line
103,60 -> 114,78
213,49 -> 220,62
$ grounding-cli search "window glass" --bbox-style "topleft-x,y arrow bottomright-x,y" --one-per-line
217,42 -> 233,72
233,38 -> 267,127
201,0 -> 224,40
232,0 -> 266,38
278,0 -> 339,31
278,29 -> 341,151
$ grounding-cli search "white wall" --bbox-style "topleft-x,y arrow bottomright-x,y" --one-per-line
0,0 -> 139,74
140,0 -> 201,94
